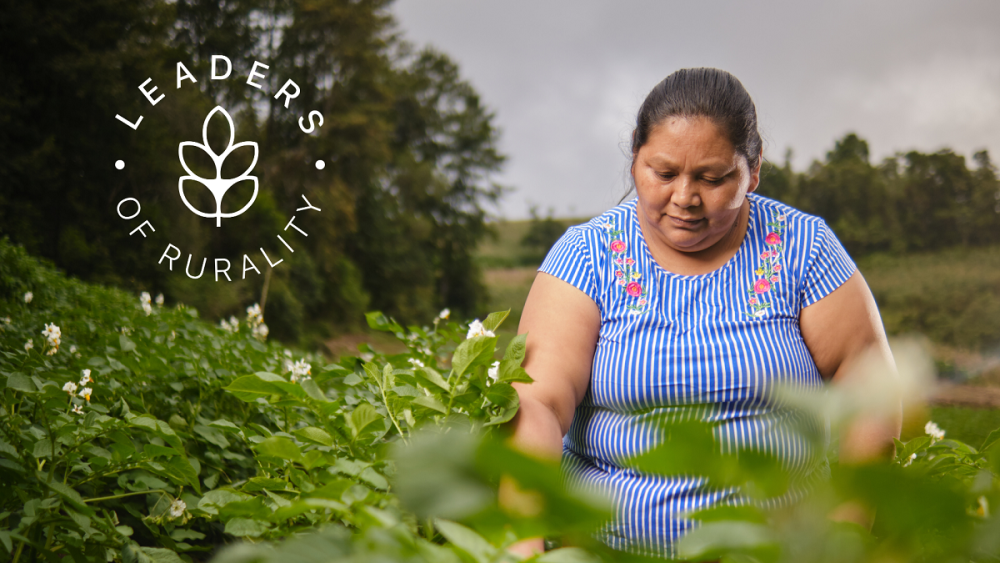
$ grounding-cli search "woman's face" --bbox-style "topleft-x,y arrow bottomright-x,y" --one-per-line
631,115 -> 760,254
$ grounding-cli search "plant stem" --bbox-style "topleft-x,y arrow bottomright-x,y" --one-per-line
84,489 -> 167,504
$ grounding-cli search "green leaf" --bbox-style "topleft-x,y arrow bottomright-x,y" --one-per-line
485,382 -> 519,408
435,519 -> 497,563
194,424 -> 230,449
676,521 -> 777,560
365,311 -> 404,333
481,310 -> 510,333
44,479 -> 94,515
224,372 -> 293,402
451,336 -> 497,379
254,436 -> 303,463
498,362 -> 533,384
347,403 -> 382,438
224,517 -> 271,538
6,374 -> 36,393
503,332 -> 527,363
165,456 -> 201,494
209,419 -> 241,433
293,426 -> 334,447
537,548 -> 604,563
416,366 -> 450,391
299,378 -> 329,402
119,334 -> 137,352
199,489 -> 252,515
138,547 -> 185,563
413,395 -> 448,414
981,428 -> 1000,453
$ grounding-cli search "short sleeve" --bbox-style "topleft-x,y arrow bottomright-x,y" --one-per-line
538,226 -> 600,305
799,219 -> 857,307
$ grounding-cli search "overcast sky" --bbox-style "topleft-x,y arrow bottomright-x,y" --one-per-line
391,0 -> 1000,220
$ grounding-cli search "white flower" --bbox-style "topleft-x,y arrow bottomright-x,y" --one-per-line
71,404 -> 84,415
24,292 -> 33,303
408,358 -> 425,368
360,352 -> 375,362
466,319 -> 495,339
283,358 -> 295,374
925,420 -> 945,442
437,308 -> 451,321
79,369 -> 92,386
488,361 -> 500,382
252,322 -> 269,341
24,339 -> 33,352
155,293 -> 164,306
289,359 -> 311,383
246,303 -> 263,326
63,381 -> 78,396
139,292 -> 151,305
284,349 -> 292,358
69,345 -> 77,354
46,347 -> 58,356
903,453 -> 916,467
80,387 -> 93,402
42,323 -> 61,342
141,302 -> 153,316
220,316 -> 240,333
169,499 -> 187,519
978,496 -> 990,518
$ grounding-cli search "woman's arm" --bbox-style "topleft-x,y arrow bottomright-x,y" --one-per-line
800,270 -> 902,461
503,271 -> 601,555
799,270 -> 902,526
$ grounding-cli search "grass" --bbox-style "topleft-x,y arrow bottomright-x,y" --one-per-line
925,406 -> 1000,450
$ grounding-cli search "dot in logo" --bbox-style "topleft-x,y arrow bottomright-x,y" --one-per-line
115,160 -> 125,170
315,160 -> 326,170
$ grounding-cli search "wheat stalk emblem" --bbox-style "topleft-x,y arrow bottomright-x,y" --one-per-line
178,106 -> 259,227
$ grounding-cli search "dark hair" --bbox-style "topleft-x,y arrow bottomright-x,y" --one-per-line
630,67 -> 762,174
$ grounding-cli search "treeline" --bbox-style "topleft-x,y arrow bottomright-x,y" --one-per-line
0,0 -> 505,343
757,134 -> 1000,255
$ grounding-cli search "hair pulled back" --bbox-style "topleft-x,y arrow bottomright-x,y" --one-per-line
631,68 -> 762,171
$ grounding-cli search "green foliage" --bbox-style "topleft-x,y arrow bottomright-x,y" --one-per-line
4,238 -> 1000,562
757,134 -> 1000,256
519,207 -> 570,266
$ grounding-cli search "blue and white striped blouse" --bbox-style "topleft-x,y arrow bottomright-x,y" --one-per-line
538,193 -> 857,558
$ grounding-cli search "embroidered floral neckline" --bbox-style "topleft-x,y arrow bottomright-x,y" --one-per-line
745,211 -> 787,318
598,219 -> 648,315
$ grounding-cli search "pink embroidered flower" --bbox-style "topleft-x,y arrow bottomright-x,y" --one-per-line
773,264 -> 782,272
615,270 -> 624,278
765,232 -> 782,245
610,240 -> 627,253
615,257 -> 624,265
753,279 -> 771,294
760,251 -> 770,259
625,282 -> 642,297
625,258 -> 635,265
770,276 -> 779,283
617,279 -> 626,286
638,299 -> 647,305
777,215 -> 786,222
749,297 -> 758,305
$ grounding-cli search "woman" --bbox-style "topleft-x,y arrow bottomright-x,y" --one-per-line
508,68 -> 900,558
